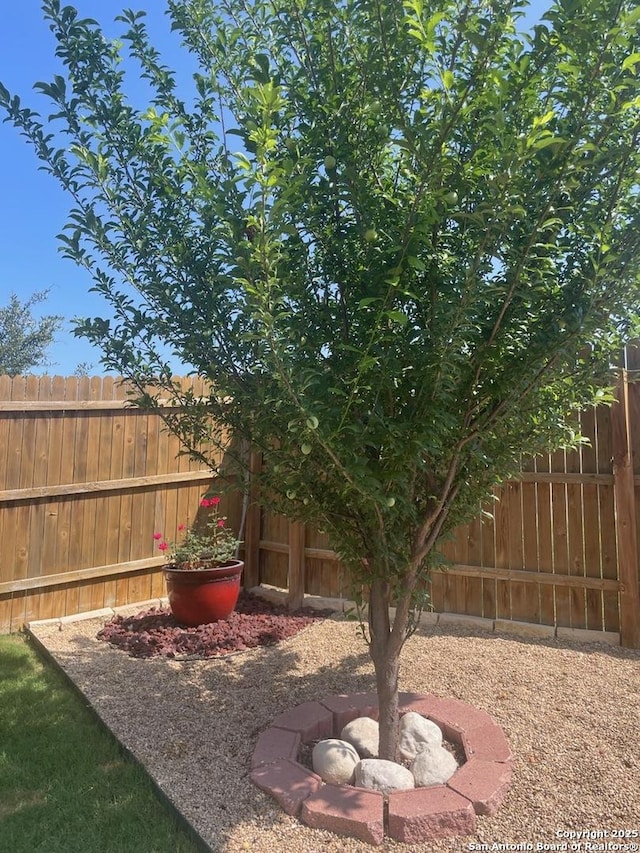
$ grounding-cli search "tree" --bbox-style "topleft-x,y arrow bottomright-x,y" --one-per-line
73,361 -> 95,377
0,290 -> 63,376
2,0 -> 639,759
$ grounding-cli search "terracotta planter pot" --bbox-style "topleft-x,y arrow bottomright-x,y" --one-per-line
164,560 -> 244,626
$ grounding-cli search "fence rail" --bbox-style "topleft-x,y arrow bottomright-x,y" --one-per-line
0,374 -> 239,632
242,368 -> 640,649
1,365 -> 639,647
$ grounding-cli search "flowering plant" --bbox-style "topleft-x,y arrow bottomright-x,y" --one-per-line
154,496 -> 242,569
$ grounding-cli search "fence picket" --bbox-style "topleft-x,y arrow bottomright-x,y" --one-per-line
0,375 -> 215,630
518,478 -> 540,624
1,368 -> 639,646
480,501 -> 497,619
464,514 -> 483,617
611,373 -> 640,647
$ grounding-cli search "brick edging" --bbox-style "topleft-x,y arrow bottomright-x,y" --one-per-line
250,692 -> 513,845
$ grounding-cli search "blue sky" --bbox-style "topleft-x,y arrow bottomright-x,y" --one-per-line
0,0 -> 551,376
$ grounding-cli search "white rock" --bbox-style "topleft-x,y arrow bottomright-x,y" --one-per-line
340,716 -> 379,758
312,738 -> 360,785
398,711 -> 443,761
411,743 -> 459,786
354,758 -> 415,795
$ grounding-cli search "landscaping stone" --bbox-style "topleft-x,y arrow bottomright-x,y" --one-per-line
354,758 -> 415,795
301,784 -> 385,846
397,694 -> 442,718
341,716 -> 379,758
462,722 -> 513,762
447,758 -> 513,815
387,785 -> 477,842
318,693 -> 379,731
398,691 -> 431,707
312,738 -> 360,784
270,701 -> 334,742
250,759 -> 323,815
251,727 -> 301,769
411,742 -> 459,786
398,710 -> 443,760
251,693 -> 513,844
427,697 -> 496,742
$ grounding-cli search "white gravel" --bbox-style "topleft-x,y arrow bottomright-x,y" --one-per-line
29,610 -> 640,852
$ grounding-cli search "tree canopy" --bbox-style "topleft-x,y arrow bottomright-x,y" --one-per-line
2,0 -> 639,758
0,290 -> 63,377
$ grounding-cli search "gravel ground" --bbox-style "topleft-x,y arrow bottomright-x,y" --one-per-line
29,609 -> 640,852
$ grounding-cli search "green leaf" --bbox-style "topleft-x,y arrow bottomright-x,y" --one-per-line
623,6 -> 640,26
622,52 -> 640,72
532,110 -> 555,129
2,0 -> 638,700
531,135 -> 566,151
385,310 -> 408,326
233,152 -> 253,171
407,256 -> 426,271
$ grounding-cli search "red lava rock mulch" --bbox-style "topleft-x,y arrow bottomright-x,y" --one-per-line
96,590 -> 327,659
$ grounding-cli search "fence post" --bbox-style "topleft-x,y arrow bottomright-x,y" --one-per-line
287,520 -> 306,610
611,371 -> 640,648
243,451 -> 262,590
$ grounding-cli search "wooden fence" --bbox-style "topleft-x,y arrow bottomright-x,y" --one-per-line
0,374 -> 241,633
243,368 -> 640,649
2,366 -> 640,647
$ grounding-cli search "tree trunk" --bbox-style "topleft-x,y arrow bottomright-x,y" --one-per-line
372,638 -> 400,761
368,577 -> 411,761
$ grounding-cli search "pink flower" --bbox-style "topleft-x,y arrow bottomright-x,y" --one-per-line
217,519 -> 225,527
158,541 -> 169,551
200,496 -> 221,508
153,532 -> 163,540
177,523 -> 186,531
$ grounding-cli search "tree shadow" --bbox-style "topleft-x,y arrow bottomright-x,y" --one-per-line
26,614 -> 376,852
26,613 -> 640,852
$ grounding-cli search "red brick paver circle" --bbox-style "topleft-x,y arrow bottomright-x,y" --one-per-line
250,692 -> 513,846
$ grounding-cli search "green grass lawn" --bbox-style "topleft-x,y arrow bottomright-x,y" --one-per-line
0,632 -> 205,853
